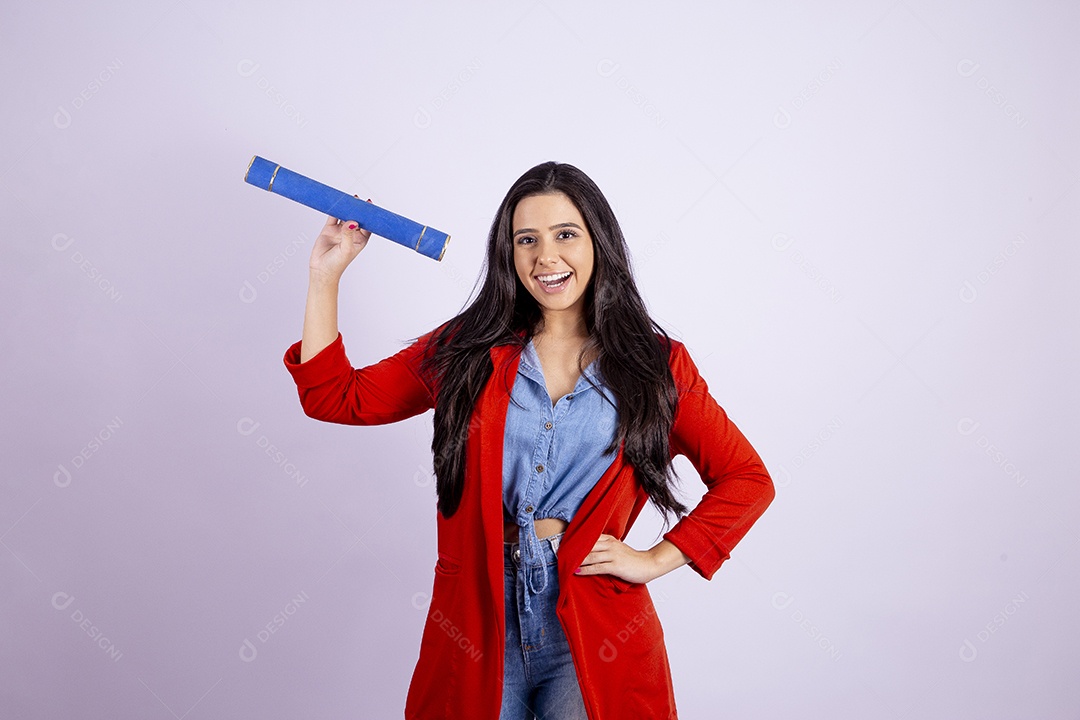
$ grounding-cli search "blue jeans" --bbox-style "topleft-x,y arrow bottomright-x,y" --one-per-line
500,531 -> 588,720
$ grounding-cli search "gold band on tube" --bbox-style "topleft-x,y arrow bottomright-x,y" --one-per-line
436,235 -> 451,262
414,226 -> 427,251
267,164 -> 281,191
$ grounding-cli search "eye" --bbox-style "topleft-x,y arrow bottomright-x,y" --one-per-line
514,229 -> 578,245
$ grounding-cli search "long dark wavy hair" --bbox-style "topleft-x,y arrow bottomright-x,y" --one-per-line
411,161 -> 689,525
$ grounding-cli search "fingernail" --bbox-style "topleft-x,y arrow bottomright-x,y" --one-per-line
574,567 -> 581,574
347,223 -> 357,230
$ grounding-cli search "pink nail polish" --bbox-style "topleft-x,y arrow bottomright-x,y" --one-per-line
574,567 -> 581,574
348,223 -> 357,230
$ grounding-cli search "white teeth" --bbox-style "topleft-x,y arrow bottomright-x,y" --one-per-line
537,271 -> 571,283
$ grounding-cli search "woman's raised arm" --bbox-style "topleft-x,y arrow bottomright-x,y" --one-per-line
285,202 -> 438,426
301,204 -> 371,363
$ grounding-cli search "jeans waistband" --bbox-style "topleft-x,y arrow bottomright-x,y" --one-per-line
504,530 -> 565,566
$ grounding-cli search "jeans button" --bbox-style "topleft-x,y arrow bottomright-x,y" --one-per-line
513,548 -> 521,562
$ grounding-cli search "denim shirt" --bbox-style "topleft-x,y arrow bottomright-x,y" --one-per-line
503,336 -> 620,614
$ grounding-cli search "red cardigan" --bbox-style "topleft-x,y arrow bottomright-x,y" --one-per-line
283,327 -> 774,719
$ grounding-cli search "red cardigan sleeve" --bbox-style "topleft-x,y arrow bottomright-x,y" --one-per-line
282,331 -> 436,425
662,341 -> 775,580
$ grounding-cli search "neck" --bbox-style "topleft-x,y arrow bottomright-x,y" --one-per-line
535,310 -> 587,340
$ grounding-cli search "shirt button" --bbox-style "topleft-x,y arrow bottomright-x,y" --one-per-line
524,505 -> 534,513
544,421 -> 552,430
535,464 -> 544,473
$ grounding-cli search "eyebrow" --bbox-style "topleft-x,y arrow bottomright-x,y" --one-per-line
513,222 -> 584,237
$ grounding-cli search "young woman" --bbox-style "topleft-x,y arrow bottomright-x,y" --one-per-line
283,162 -> 775,719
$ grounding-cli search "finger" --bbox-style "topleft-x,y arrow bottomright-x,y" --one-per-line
593,535 -> 612,548
575,559 -> 608,574
324,214 -> 341,227
344,221 -> 371,242
580,547 -> 603,564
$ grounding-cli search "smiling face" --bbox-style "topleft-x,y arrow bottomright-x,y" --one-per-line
512,191 -> 595,331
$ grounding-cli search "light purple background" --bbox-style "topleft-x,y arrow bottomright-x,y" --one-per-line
3,2 -> 1077,718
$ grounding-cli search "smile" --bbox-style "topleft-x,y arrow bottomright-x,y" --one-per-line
535,271 -> 572,292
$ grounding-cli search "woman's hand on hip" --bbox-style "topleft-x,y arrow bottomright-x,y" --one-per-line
574,535 -> 691,587
574,534 -> 658,585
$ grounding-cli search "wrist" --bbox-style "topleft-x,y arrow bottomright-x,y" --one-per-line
645,540 -> 692,582
308,270 -> 341,291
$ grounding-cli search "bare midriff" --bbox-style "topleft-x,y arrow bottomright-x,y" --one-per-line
504,517 -> 569,543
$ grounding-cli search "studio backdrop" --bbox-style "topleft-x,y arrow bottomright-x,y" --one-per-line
1,1 -> 1076,718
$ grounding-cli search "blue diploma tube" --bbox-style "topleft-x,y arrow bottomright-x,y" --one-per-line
244,155 -> 450,261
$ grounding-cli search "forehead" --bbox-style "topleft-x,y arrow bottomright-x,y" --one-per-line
512,192 -> 583,227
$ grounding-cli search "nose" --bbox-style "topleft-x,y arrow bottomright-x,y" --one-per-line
533,237 -> 559,266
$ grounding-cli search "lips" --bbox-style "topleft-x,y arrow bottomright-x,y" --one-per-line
535,271 -> 572,292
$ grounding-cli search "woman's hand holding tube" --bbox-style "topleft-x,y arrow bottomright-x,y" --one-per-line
309,197 -> 373,283
300,196 -> 371,363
